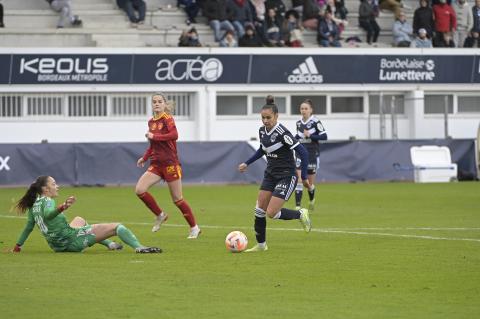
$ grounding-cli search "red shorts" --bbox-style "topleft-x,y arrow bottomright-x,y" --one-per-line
147,163 -> 182,182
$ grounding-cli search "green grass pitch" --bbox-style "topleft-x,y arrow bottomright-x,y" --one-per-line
1,182 -> 479,319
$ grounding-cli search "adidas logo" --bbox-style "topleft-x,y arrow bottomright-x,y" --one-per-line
288,57 -> 323,84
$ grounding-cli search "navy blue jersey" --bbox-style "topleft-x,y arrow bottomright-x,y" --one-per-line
295,116 -> 327,157
259,123 -> 299,178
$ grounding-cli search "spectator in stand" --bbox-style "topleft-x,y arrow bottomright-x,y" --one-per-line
359,0 -> 381,45
436,30 -> 456,45
317,9 -> 342,46
264,8 -> 285,46
46,0 -> 83,28
250,0 -> 266,22
239,23 -> 264,45
249,0 -> 268,44
203,0 -> 236,42
265,0 -> 286,16
410,27 -> 433,46
432,0 -> 457,46
178,27 -> 203,46
393,11 -> 413,46
413,0 -> 434,38
468,0 -> 480,46
473,0 -> 480,34
379,0 -> 402,19
452,0 -> 473,47
326,0 -> 348,36
116,0 -> 146,27
335,0 -> 348,20
178,0 -> 200,25
227,0 -> 254,38
282,9 -> 304,47
303,0 -> 321,30
0,3 -> 4,28
220,29 -> 239,46
463,30 -> 479,47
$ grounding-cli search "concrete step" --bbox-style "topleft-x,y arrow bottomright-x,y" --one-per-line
91,33 -> 145,47
0,32 -> 94,47
73,3 -> 117,11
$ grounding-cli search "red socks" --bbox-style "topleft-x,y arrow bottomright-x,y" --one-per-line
138,192 -> 196,227
137,192 -> 162,216
175,199 -> 197,227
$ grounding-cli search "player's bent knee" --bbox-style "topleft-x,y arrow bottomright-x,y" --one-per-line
266,210 -> 277,219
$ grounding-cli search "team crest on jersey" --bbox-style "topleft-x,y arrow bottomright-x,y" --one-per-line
166,166 -> 176,174
284,135 -> 294,145
270,132 -> 279,143
307,123 -> 312,129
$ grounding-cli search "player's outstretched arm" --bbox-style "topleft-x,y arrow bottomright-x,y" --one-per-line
12,211 -> 35,253
241,147 -> 264,169
44,196 -> 76,220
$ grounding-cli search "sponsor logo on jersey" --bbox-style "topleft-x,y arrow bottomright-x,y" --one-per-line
270,132 -> 279,143
166,166 -> 176,174
151,123 -> 157,130
284,135 -> 294,145
288,57 -> 323,84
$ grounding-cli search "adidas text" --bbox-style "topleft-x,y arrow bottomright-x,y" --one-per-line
288,74 -> 323,83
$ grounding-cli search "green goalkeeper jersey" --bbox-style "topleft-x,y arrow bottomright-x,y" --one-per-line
16,196 -> 77,251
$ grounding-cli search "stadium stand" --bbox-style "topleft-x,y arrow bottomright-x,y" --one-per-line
0,0 -> 420,47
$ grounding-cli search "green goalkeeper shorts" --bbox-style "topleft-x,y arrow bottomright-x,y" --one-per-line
65,225 -> 97,252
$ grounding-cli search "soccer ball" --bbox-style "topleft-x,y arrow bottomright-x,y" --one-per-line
225,231 -> 248,253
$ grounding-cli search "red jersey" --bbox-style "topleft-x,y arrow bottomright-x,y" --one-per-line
142,112 -> 180,166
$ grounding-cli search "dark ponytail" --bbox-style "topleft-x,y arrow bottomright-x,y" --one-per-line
16,176 -> 49,214
262,95 -> 278,114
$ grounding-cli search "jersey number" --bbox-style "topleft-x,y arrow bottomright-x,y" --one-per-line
34,215 -> 48,234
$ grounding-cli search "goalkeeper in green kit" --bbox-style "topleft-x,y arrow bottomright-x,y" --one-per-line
12,175 -> 161,254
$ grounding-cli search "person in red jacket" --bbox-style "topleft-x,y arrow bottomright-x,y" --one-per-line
135,93 -> 201,239
433,0 -> 457,46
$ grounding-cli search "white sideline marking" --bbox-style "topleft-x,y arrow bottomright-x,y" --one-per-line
2,214 -> 480,243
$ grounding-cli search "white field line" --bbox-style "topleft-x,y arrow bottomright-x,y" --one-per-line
2,214 -> 480,243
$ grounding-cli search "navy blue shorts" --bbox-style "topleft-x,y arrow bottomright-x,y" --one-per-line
295,156 -> 319,175
260,172 -> 298,201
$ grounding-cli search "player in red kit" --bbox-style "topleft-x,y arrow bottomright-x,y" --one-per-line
135,93 -> 201,239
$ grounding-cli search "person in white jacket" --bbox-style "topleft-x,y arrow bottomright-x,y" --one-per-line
452,0 -> 474,47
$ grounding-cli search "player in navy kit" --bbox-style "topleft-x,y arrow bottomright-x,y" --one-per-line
238,96 -> 312,252
294,99 -> 328,211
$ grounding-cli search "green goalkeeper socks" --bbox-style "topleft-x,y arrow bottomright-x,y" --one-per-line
116,224 -> 142,249
99,239 -> 113,247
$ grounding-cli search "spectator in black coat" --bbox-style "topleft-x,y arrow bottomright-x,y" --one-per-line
203,0 -> 236,42
178,27 -> 203,46
413,0 -> 435,38
265,0 -> 286,17
239,23 -> 264,46
317,9 -> 341,46
359,0 -> 380,44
